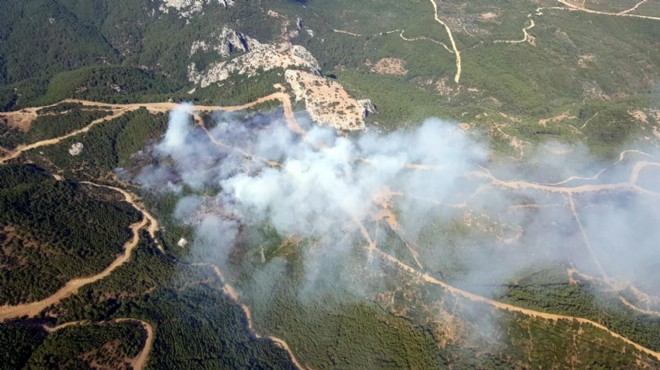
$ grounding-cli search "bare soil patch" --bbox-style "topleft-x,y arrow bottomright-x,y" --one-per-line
0,110 -> 38,131
286,69 -> 366,131
369,58 -> 408,76
538,111 -> 577,126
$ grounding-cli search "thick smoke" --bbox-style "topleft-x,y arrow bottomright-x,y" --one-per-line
138,104 -> 660,308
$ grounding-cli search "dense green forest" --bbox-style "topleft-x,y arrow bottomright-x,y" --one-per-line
1,0 -> 659,368
0,324 -> 47,370
43,239 -> 299,369
25,321 -> 146,369
0,0 -> 655,158
0,164 -> 141,305
495,267 -> 660,352
0,0 -> 283,111
38,66 -> 183,105
0,109 -> 111,149
25,108 -> 169,182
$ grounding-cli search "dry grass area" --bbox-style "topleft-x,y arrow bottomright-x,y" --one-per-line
629,109 -> 660,139
368,58 -> 408,76
578,54 -> 597,68
0,226 -> 34,270
479,12 -> 500,21
629,109 -> 659,125
434,77 -> 457,96
0,110 -> 38,131
538,111 -> 577,126
80,339 -> 133,370
285,69 -> 366,131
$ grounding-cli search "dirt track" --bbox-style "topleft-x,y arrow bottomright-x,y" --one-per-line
429,0 -> 462,84
568,194 -> 606,277
0,108 -> 132,164
195,263 -> 308,370
364,233 -> 660,361
0,182 -> 148,321
64,92 -> 302,133
45,318 -> 154,370
620,297 -> 660,318
120,318 -> 155,370
494,19 -> 536,45
0,92 -> 301,165
556,0 -> 660,20
3,95 -> 660,364
473,161 -> 660,199
620,0 -> 650,15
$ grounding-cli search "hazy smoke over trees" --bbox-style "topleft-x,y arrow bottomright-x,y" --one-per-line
136,104 -> 660,304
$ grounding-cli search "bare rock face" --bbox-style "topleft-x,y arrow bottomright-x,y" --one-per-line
285,69 -> 367,131
160,0 -> 234,18
69,142 -> 84,156
217,27 -> 253,57
188,28 -> 320,88
359,99 -> 376,117
190,27 -> 256,58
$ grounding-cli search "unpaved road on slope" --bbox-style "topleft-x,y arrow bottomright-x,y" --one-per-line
0,94 -> 306,367
0,92 -> 301,165
4,95 -> 660,363
359,225 -> 660,361
194,263 -> 307,370
568,194 -> 607,277
83,181 -> 164,253
494,19 -> 536,45
65,92 -> 302,133
620,0 -> 650,15
45,318 -> 155,370
620,297 -> 660,318
0,182 -> 149,321
0,108 -> 132,164
119,318 -> 155,370
557,0 -> 660,20
473,160 -> 660,199
429,0 -> 462,84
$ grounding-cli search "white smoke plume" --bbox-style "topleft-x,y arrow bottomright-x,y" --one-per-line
138,103 -> 660,311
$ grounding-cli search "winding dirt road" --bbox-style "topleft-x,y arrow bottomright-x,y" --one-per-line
359,226 -> 660,361
429,0 -> 462,84
0,92 -> 302,165
568,194 -> 607,277
84,181 -> 165,253
120,318 -> 155,370
0,182 -> 148,321
44,318 -> 154,370
0,108 -> 133,164
556,0 -> 660,21
620,297 -> 660,318
3,95 -> 660,365
395,29 -> 454,54
620,0 -> 650,15
63,93 -> 302,133
494,19 -> 536,45
194,263 -> 307,370
472,163 -> 660,199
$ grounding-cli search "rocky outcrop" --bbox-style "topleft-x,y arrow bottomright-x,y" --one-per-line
359,99 -> 376,117
190,27 -> 255,58
285,69 -> 367,131
188,28 -> 320,87
159,0 -> 234,18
